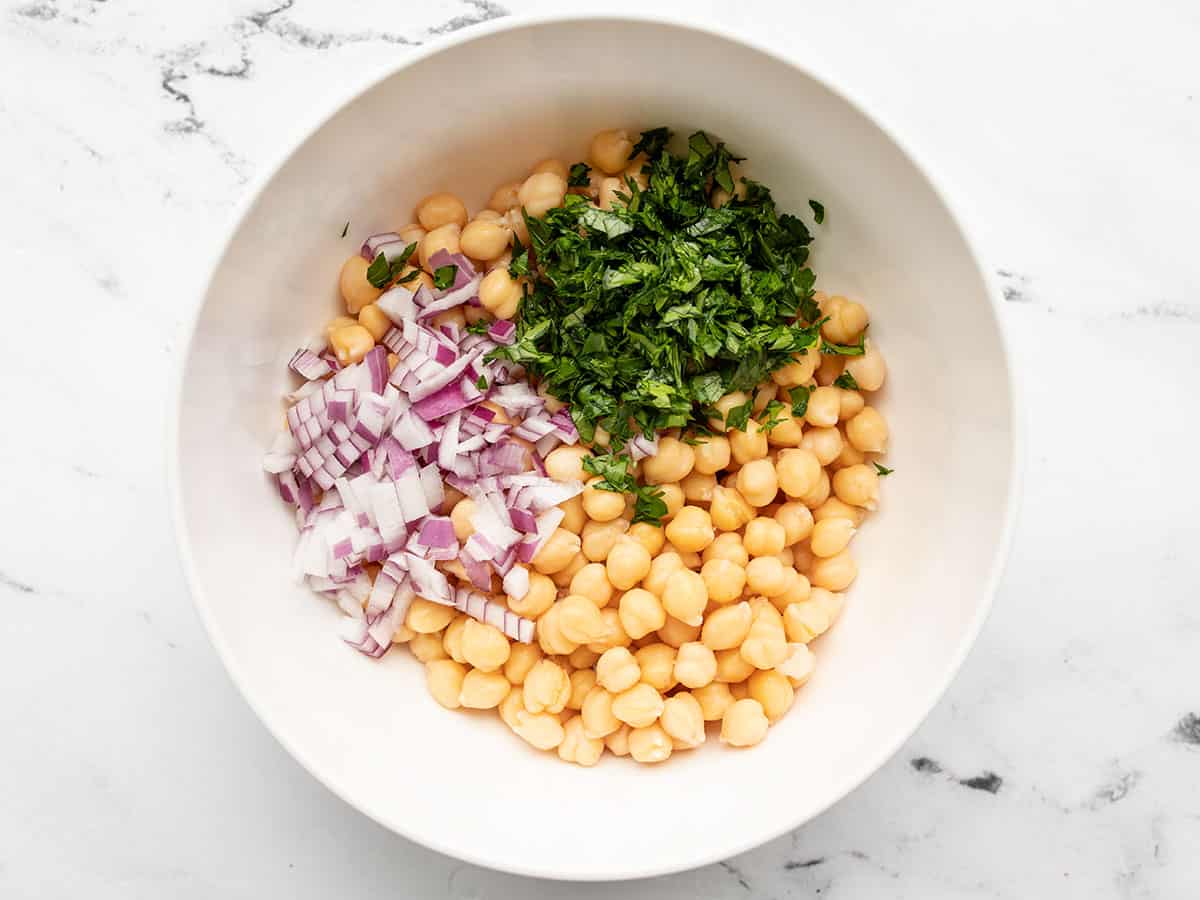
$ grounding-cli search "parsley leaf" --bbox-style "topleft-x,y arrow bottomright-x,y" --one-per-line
630,126 -> 671,159
432,264 -> 458,291
873,462 -> 894,477
833,371 -> 859,390
568,162 -> 592,187
396,268 -> 421,285
723,399 -> 754,432
787,385 -> 811,418
760,400 -> 788,432
341,221 -> 350,238
475,373 -> 488,390
365,242 -> 419,288
809,200 -> 825,224
466,320 -> 491,335
821,335 -> 866,356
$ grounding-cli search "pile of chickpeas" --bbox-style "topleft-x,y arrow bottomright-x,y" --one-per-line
323,129 -> 889,765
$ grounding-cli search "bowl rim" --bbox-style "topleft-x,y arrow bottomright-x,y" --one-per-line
166,9 -> 1024,882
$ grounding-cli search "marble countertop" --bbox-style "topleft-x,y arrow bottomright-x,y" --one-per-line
3,0 -> 1198,896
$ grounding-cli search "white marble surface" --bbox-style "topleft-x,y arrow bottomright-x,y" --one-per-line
2,0 -> 1199,896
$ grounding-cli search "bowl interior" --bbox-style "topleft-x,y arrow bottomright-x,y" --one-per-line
173,17 -> 1015,881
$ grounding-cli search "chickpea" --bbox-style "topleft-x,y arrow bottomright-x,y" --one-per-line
407,598 -> 454,634
833,438 -> 867,471
552,552 -> 590,589
701,600 -> 753,651
673,641 -> 718,689
488,180 -> 521,212
778,642 -> 817,687
695,558 -> 743,606
517,172 -> 567,217
693,682 -> 735,721
661,692 -> 706,749
478,267 -> 523,320
555,715 -> 603,766
503,641 -> 542,684
459,668 -> 510,709
822,297 -> 869,344
567,668 -> 597,710
744,517 -> 786,558
459,619 -> 510,672
628,723 -> 672,763
774,502 -> 815,546
431,306 -> 467,333
568,563 -> 613,609
809,549 -> 858,591
799,469 -> 832,509
642,551 -> 685,597
805,386 -> 841,428
498,684 -> 525,729
662,506 -> 714,555
832,464 -> 880,510
580,477 -> 624,523
692,434 -> 731,474
327,324 -> 374,367
357,303 -> 392,341
523,658 -> 571,714
426,659 -> 467,709
557,593 -> 611,645
770,350 -> 819,387
708,392 -> 750,432
595,646 -> 640,693
838,388 -> 866,421
766,413 -> 805,447
801,426 -> 844,467
533,528 -> 582,574
843,339 -> 887,391
580,518 -> 629,562
815,352 -> 844,387
627,521 -> 666,557
418,223 -> 462,271
634,643 -> 678,692
657,614 -> 701,649
745,556 -> 787,597
586,607 -> 631,654
775,448 -> 821,499
665,544 -> 702,570
680,471 -> 717,505
702,532 -> 750,567
596,176 -> 626,211
449,498 -> 476,542
590,128 -> 634,175
747,669 -> 794,722
605,724 -> 632,756
536,604 -> 577,656
415,192 -> 468,231
511,708 -> 565,751
751,382 -> 777,415
740,605 -> 788,669
442,615 -> 469,663
559,495 -> 586,534
812,585 -> 846,623
605,536 -> 652,591
661,569 -> 708,626
710,486 -> 756,532
720,698 -> 769,747
530,157 -> 569,181
338,255 -> 383,314
813,497 -> 866,526
811,517 -> 857,558
460,218 -> 511,261
792,542 -> 815,574
409,631 -> 448,663
775,569 -> 812,610
509,571 -> 555,619
642,436 -> 696,484
324,315 -> 357,339
657,483 -> 685,520
618,587 -> 667,640
715,647 -> 756,683
730,419 -> 769,464
545,445 -> 592,482
611,682 -> 664,728
783,598 -> 831,643
845,407 -> 889,453
580,685 -> 621,739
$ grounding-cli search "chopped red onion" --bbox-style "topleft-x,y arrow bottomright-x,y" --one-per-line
361,231 -> 402,260
487,319 -> 517,344
289,348 -> 333,381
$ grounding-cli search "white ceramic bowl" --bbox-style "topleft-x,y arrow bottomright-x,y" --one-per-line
169,13 -> 1019,881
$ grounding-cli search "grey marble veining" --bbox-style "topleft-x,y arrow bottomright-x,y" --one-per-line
2,0 -> 1199,897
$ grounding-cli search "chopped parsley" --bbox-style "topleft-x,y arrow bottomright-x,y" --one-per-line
432,264 -> 458,291
809,200 -> 825,224
820,335 -> 866,356
582,453 -> 667,525
567,162 -> 592,187
466,319 -> 492,335
475,373 -> 488,390
833,371 -> 859,390
873,462 -> 894,477
366,242 -> 418,288
723,399 -> 754,432
787,385 -> 811,418
760,400 -> 789,432
491,126 -> 823,452
341,221 -> 350,238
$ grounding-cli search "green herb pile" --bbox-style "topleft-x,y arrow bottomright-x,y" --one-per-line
491,127 -> 843,523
